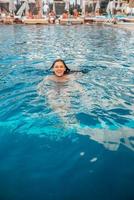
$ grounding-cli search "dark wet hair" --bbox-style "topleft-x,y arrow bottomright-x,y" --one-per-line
49,59 -> 89,75
50,59 -> 70,74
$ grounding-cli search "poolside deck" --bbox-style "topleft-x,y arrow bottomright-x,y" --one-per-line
0,15 -> 134,30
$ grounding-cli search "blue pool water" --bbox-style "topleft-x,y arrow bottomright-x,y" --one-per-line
0,25 -> 134,200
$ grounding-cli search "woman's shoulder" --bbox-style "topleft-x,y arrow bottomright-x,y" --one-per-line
42,75 -> 55,82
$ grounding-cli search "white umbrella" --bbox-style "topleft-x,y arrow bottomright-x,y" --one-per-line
65,0 -> 70,11
80,0 -> 82,9
43,3 -> 49,13
16,0 -> 29,16
106,0 -> 116,15
95,0 -> 100,13
9,0 -> 16,13
82,0 -> 86,15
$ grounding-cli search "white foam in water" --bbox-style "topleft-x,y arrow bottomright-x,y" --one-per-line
80,152 -> 85,156
90,157 -> 98,163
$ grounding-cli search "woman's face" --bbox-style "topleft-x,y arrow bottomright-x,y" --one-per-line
53,61 -> 66,77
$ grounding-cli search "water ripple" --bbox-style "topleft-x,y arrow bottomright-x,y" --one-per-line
0,25 -> 134,151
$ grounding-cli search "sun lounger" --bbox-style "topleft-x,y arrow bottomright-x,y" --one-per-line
23,19 -> 49,25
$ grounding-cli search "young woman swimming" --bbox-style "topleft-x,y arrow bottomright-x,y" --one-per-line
37,59 -> 90,127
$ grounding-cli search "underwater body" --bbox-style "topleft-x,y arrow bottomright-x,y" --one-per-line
0,25 -> 134,200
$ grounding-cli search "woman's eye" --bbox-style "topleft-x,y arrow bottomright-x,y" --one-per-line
54,65 -> 64,69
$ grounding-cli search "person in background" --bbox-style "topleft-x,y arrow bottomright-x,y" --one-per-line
48,10 -> 56,23
73,8 -> 79,18
62,10 -> 69,19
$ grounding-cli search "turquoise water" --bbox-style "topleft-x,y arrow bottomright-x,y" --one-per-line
0,25 -> 134,200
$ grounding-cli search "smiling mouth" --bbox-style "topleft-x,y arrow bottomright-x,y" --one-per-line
56,71 -> 63,74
